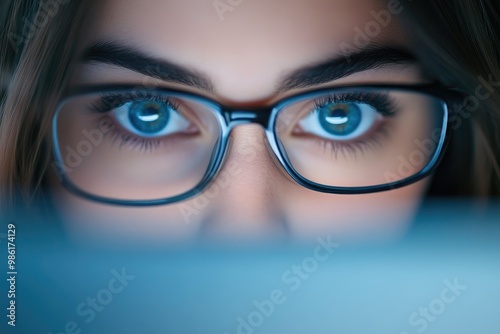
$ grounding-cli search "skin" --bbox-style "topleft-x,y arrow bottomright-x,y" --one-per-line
49,0 -> 436,243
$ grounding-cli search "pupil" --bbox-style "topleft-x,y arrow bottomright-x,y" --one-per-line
318,103 -> 361,136
129,101 -> 170,134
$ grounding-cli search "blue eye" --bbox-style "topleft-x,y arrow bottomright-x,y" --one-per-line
111,99 -> 192,138
317,103 -> 361,136
299,101 -> 382,141
129,101 -> 170,134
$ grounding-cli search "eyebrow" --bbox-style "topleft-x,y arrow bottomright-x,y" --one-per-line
278,45 -> 416,91
82,41 -> 215,92
81,42 -> 416,93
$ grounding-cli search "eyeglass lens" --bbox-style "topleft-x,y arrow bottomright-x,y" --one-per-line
53,88 -> 445,201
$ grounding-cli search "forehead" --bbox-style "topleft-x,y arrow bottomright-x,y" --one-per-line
87,0 -> 403,48
78,0 -> 410,99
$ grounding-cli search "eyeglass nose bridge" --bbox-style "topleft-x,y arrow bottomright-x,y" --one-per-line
223,108 -> 272,129
215,107 -> 293,185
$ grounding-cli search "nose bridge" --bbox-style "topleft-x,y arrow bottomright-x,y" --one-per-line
197,124 -> 289,238
224,111 -> 290,187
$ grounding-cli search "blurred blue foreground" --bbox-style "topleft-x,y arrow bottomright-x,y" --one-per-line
1,200 -> 500,334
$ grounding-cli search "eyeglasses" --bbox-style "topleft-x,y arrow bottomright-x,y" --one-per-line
51,83 -> 460,206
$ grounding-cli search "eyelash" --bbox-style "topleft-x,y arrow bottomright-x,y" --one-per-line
87,91 -> 399,155
91,91 -> 180,113
307,92 -> 399,158
312,91 -> 398,116
89,92 -> 182,152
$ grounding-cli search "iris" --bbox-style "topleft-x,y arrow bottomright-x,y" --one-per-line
317,103 -> 362,136
128,101 -> 170,134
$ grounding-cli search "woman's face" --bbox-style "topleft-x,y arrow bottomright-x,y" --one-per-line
49,0 -> 436,242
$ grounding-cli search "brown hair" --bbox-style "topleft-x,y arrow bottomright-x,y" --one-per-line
401,0 -> 500,198
0,0 -> 90,214
1,0 -> 499,217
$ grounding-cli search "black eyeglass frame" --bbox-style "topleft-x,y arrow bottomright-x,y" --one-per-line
52,83 -> 463,206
